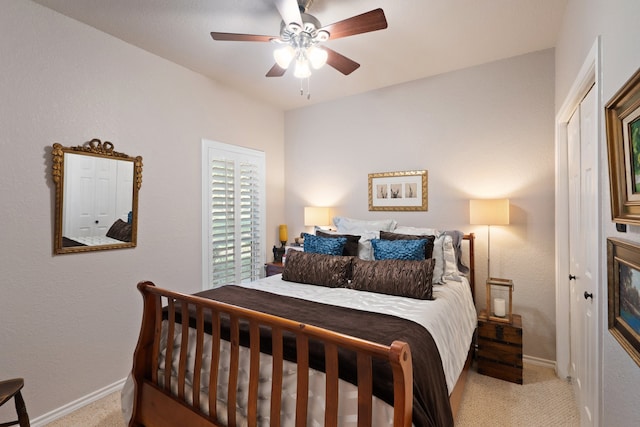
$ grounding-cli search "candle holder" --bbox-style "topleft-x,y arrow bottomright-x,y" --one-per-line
485,278 -> 514,324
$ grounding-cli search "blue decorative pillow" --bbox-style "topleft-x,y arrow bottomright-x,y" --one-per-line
303,233 -> 347,255
371,238 -> 427,261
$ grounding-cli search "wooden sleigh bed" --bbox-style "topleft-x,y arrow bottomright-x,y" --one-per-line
126,232 -> 476,427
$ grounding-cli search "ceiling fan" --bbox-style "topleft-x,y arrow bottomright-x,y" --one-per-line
210,0 -> 388,79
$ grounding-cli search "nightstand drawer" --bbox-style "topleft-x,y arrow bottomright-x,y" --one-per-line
477,318 -> 522,345
265,262 -> 284,277
477,358 -> 523,384
477,338 -> 523,366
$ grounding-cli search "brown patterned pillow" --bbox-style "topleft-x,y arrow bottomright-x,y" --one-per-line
315,230 -> 361,257
106,219 -> 132,242
350,257 -> 436,300
379,231 -> 436,259
282,250 -> 353,288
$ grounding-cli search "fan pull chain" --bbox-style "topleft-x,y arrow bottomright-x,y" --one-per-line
299,77 -> 311,100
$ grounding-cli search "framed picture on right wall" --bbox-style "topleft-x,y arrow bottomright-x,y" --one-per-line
607,238 -> 640,367
605,67 -> 640,224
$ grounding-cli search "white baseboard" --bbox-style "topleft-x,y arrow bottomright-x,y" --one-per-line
30,377 -> 126,427
523,354 -> 556,369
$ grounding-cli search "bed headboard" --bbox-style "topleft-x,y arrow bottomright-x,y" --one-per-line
463,233 -> 475,302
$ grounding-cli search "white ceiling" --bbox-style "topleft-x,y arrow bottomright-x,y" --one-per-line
32,0 -> 568,111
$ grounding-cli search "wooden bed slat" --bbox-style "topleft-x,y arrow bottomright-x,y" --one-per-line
178,302 -> 189,400
227,314 -> 240,427
295,334 -> 309,427
356,353 -> 373,427
208,309 -> 220,421
247,320 -> 260,426
192,305 -> 205,410
150,295 -> 162,384
324,342 -> 339,427
270,328 -> 283,426
164,298 -> 176,393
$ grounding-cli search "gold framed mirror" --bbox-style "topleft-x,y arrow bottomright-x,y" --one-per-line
52,139 -> 143,254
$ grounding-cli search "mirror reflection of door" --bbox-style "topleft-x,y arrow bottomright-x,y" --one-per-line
51,140 -> 142,254
62,153 -> 133,244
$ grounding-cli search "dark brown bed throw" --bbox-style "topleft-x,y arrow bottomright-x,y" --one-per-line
169,285 -> 453,427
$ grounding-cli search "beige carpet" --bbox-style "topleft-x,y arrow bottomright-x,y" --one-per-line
45,362 -> 579,426
456,362 -> 579,426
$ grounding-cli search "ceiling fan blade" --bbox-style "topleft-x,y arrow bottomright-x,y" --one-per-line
324,47 -> 360,75
274,0 -> 302,27
210,32 -> 276,42
320,8 -> 388,40
266,63 -> 287,77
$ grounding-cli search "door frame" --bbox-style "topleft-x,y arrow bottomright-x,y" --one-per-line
555,37 -> 602,424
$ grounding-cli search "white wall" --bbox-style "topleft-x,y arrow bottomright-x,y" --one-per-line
555,1 -> 640,425
0,0 -> 284,422
15,0 -> 640,423
284,50 -> 556,361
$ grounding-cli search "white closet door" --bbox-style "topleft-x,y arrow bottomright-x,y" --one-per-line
568,85 -> 598,427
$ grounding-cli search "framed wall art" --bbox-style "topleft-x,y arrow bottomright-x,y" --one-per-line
605,67 -> 640,224
607,238 -> 640,367
368,170 -> 427,211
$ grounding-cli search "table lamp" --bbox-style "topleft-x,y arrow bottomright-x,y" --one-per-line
304,207 -> 331,228
469,198 -> 510,279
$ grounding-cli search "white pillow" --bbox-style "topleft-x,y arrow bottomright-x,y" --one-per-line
430,234 -> 460,284
393,225 -> 441,236
441,234 -> 462,282
333,216 -> 397,234
432,235 -> 445,284
356,230 -> 379,260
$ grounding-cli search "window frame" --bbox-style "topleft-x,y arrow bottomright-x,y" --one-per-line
201,139 -> 266,290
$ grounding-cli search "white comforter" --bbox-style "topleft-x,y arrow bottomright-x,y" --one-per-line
122,275 -> 477,426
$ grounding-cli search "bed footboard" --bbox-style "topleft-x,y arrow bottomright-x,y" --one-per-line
129,281 -> 413,427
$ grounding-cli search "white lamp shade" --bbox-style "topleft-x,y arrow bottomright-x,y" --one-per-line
294,57 -> 311,78
273,45 -> 295,69
304,207 -> 330,227
307,46 -> 327,69
469,199 -> 510,225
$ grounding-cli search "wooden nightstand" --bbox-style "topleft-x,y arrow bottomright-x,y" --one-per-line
265,262 -> 284,277
476,310 -> 523,384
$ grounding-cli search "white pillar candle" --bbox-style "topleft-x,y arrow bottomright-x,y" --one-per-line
494,298 -> 506,317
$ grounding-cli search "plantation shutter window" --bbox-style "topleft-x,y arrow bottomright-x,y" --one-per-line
202,140 -> 265,289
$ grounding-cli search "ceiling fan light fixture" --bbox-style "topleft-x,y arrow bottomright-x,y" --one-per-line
274,45 -> 295,69
307,45 -> 327,69
287,22 -> 302,35
211,4 -> 388,90
316,29 -> 330,42
294,57 -> 311,78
